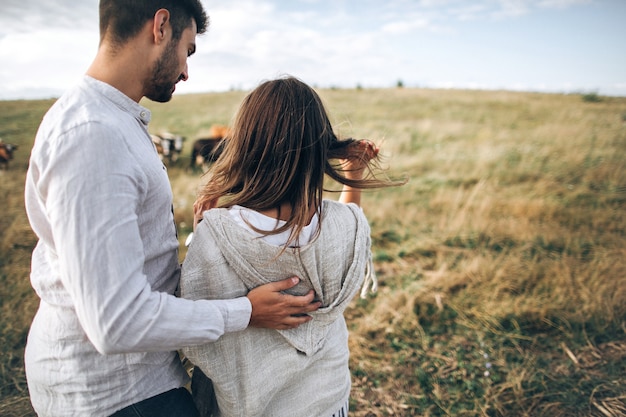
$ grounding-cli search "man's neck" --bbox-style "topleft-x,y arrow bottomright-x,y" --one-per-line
86,46 -> 145,102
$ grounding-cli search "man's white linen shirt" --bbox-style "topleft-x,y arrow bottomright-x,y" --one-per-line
24,75 -> 250,416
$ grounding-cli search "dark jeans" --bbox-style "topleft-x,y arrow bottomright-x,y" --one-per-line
110,387 -> 199,417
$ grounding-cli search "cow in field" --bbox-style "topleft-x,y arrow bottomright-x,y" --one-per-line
190,125 -> 230,172
190,138 -> 224,171
150,132 -> 185,164
0,141 -> 18,170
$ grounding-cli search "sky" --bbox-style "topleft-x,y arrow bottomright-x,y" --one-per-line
0,0 -> 625,100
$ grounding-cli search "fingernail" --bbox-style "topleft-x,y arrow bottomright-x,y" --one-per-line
292,277 -> 300,284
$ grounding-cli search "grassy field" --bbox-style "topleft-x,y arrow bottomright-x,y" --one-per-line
0,87 -> 625,416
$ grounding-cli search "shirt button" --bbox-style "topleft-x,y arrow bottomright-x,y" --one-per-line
140,111 -> 147,118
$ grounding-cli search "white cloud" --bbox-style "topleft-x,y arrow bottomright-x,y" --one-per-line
538,0 -> 592,9
449,4 -> 491,21
1,0 -> 97,35
0,29 -> 97,98
442,0 -> 592,21
491,0 -> 533,18
0,0 -> 623,99
381,16 -> 441,34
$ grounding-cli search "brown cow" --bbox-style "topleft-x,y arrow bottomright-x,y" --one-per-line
189,125 -> 230,172
0,141 -> 18,170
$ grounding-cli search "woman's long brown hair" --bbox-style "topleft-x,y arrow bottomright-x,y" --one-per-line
197,75 -> 403,247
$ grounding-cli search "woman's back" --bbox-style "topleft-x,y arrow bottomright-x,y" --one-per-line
181,200 -> 370,416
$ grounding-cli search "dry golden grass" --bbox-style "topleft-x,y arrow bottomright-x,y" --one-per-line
1,88 -> 625,416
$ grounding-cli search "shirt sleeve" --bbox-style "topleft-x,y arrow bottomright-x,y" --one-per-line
37,122 -> 250,354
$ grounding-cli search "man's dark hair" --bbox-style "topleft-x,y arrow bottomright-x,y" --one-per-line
99,0 -> 208,45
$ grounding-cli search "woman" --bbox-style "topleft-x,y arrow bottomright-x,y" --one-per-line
180,76 -> 404,417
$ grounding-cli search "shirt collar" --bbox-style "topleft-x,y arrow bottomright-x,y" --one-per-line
83,75 -> 152,126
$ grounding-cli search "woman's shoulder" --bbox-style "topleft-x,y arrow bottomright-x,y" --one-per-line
322,199 -> 364,217
320,201 -> 369,236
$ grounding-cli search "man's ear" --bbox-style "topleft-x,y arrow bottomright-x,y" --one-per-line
153,9 -> 171,44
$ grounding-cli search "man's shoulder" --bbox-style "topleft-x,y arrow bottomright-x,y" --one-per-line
50,81 -> 121,123
40,82 -> 131,145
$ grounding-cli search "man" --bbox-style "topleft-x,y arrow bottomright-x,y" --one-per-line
23,1 -> 319,416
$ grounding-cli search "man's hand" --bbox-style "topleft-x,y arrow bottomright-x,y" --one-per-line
247,277 -> 321,330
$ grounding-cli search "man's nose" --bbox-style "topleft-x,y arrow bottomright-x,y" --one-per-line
179,64 -> 189,82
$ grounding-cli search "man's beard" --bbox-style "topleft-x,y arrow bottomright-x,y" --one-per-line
145,40 -> 180,103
